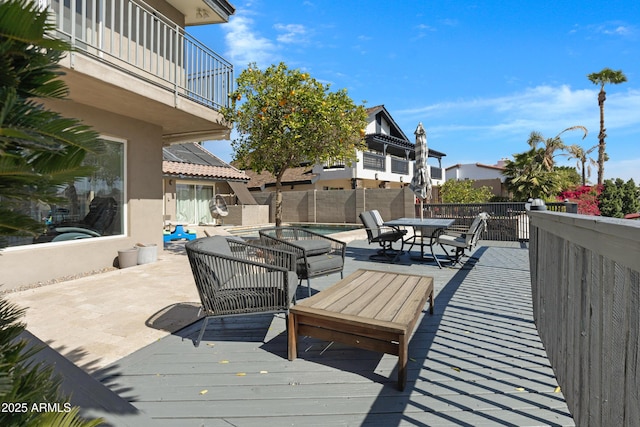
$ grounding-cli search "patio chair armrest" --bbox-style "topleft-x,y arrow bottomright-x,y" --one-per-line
259,233 -> 306,258
259,227 -> 347,260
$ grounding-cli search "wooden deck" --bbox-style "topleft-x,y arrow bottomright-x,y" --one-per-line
93,240 -> 575,426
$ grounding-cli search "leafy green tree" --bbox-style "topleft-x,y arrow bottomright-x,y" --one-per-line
440,179 -> 493,203
223,62 -> 367,225
599,178 -> 624,217
587,68 -> 627,185
621,178 -> 640,215
563,143 -> 597,186
555,166 -> 581,191
599,178 -> 639,217
0,0 -> 103,247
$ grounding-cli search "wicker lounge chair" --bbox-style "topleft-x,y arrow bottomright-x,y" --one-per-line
185,236 -> 298,347
437,212 -> 489,265
259,227 -> 346,297
359,210 -> 407,262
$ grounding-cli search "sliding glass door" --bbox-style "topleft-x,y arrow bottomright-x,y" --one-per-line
175,184 -> 215,224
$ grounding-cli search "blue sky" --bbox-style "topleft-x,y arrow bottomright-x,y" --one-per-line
194,0 -> 640,183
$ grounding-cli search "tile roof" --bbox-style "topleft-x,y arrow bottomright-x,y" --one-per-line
163,161 -> 248,181
162,143 -> 248,181
244,166 -> 318,189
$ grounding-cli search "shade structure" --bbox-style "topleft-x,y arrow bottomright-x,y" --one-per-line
409,123 -> 432,219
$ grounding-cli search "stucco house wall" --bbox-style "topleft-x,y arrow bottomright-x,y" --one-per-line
1,105 -> 164,289
0,0 -> 234,291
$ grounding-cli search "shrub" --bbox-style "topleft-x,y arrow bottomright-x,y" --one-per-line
0,298 -> 102,426
558,185 -> 602,215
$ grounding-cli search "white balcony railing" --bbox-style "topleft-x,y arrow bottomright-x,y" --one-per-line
44,0 -> 233,110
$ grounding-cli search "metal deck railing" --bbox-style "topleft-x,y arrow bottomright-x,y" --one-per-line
45,0 -> 233,110
417,202 -> 576,241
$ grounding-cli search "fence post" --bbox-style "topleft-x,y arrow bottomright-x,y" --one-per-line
355,188 -> 365,222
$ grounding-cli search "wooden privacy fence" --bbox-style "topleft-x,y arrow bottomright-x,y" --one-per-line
529,211 -> 640,426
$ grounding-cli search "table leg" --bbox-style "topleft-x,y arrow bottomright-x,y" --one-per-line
287,313 -> 297,361
429,290 -> 434,314
398,334 -> 408,391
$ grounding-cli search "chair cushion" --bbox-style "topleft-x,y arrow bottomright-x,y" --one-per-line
298,253 -> 344,278
293,239 -> 331,257
373,230 -> 405,243
437,233 -> 467,248
196,236 -> 233,256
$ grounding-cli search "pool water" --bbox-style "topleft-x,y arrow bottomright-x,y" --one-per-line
294,224 -> 360,235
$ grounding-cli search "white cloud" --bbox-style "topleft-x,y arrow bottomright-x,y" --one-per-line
397,85 -> 640,182
274,23 -> 308,44
224,14 -> 277,67
397,84 -> 640,140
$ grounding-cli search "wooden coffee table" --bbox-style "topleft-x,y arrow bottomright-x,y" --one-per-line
288,269 -> 434,390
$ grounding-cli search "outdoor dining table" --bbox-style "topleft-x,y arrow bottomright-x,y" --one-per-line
383,218 -> 456,267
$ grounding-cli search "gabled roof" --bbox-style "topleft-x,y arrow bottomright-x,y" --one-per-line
366,105 -> 410,141
365,105 -> 446,160
163,143 -> 248,181
446,163 -> 505,171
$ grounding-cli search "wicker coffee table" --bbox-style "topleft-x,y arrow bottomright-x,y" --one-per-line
288,269 -> 434,390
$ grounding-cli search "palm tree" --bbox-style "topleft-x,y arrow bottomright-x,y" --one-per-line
503,147 -> 561,200
563,144 -> 598,186
587,68 -> 627,185
526,126 -> 588,171
0,0 -> 103,246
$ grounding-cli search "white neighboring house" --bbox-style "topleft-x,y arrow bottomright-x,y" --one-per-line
312,105 -> 447,190
445,161 -> 507,182
445,160 -> 509,197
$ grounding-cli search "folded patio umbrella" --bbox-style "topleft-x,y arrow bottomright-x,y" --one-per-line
409,122 -> 432,219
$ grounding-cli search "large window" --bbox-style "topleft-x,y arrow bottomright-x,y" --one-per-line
176,184 -> 215,224
6,137 -> 125,247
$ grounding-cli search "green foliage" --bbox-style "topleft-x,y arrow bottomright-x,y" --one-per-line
502,147 -> 562,200
621,178 -> 640,214
0,0 -> 104,246
0,298 -> 102,427
503,126 -> 588,201
599,179 -> 624,217
223,62 -> 367,225
555,166 -> 581,190
440,179 -> 493,203
599,178 -> 640,218
562,143 -> 597,186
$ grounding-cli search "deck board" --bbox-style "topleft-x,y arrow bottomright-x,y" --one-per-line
96,241 -> 575,426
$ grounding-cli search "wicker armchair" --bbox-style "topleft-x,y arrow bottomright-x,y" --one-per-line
259,227 -> 346,297
185,236 -> 298,347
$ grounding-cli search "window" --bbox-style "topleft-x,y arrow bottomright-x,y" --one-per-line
7,137 -> 125,247
176,184 -> 215,224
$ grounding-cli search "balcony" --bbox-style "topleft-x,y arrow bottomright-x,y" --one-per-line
45,0 -> 233,142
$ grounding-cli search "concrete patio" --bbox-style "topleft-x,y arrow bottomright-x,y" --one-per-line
6,230 -> 575,426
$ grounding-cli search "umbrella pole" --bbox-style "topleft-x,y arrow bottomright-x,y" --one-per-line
420,200 -> 424,220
